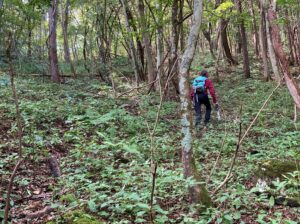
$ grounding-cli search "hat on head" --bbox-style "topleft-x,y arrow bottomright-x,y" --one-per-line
200,70 -> 208,76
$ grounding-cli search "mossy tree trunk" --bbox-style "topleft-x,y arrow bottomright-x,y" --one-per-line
178,0 -> 212,206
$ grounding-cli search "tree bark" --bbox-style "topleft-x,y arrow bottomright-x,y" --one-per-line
220,19 -> 238,65
265,12 -> 280,82
178,0 -> 212,206
27,19 -> 32,59
138,0 -> 156,91
267,5 -> 300,109
48,0 -> 61,83
249,0 -> 260,57
61,0 -> 76,77
120,0 -> 141,86
259,0 -> 270,81
235,0 -> 250,78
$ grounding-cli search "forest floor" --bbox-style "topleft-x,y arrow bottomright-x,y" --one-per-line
0,64 -> 300,223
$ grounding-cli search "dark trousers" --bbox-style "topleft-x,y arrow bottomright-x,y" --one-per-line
194,93 -> 211,124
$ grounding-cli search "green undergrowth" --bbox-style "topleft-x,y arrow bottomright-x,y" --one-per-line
1,70 -> 300,223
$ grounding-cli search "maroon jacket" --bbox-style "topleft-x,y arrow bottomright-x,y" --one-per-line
190,78 -> 217,104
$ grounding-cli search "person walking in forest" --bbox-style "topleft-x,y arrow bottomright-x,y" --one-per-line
191,70 -> 218,127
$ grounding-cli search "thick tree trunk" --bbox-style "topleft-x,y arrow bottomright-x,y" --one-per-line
259,0 -> 270,81
220,19 -> 238,65
178,0 -> 212,206
235,0 -> 250,78
48,0 -> 61,83
267,6 -> 300,109
61,0 -> 76,77
120,0 -> 141,86
138,0 -> 156,91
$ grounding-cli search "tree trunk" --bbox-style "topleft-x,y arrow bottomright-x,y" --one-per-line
83,22 -> 90,73
265,12 -> 280,82
249,0 -> 260,57
156,0 -> 164,91
259,0 -> 270,81
61,0 -> 76,77
48,0 -> 61,83
169,0 -> 180,94
27,19 -> 32,59
138,0 -> 156,91
178,0 -> 212,206
220,19 -> 238,65
235,0 -> 250,78
267,5 -> 300,109
285,9 -> 297,66
120,0 -> 141,86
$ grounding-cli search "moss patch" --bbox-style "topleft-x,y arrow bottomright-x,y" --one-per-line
256,159 -> 300,179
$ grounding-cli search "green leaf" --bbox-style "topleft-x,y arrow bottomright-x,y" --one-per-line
136,203 -> 149,210
88,200 -> 97,212
269,196 -> 275,207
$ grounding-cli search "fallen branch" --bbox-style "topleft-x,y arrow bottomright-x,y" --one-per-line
26,206 -> 54,219
3,159 -> 23,224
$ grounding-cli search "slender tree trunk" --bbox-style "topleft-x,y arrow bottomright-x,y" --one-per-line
267,4 -> 300,109
259,0 -> 270,81
220,19 -> 238,65
27,19 -> 32,59
178,0 -> 212,206
203,29 -> 215,59
61,0 -> 76,77
179,0 -> 184,51
235,0 -> 250,78
169,0 -> 180,94
250,0 -> 260,57
285,9 -> 297,66
83,22 -> 90,73
120,0 -> 141,86
48,0 -> 61,83
138,0 -> 156,90
125,6 -> 145,80
156,0 -> 164,91
265,12 -> 280,82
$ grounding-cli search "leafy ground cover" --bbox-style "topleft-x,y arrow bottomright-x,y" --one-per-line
0,66 -> 300,223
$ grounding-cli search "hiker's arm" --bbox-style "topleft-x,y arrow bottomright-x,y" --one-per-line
207,80 -> 217,104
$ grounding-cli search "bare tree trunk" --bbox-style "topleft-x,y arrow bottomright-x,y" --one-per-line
267,4 -> 300,109
156,0 -> 164,91
83,22 -> 90,73
61,0 -> 76,77
265,12 -> 280,82
249,0 -> 260,57
178,0 -> 212,206
285,9 -> 298,66
169,0 -> 180,94
48,0 -> 61,83
27,19 -> 32,59
235,0 -> 250,78
120,0 -> 141,87
220,19 -> 238,65
138,0 -> 156,91
259,0 -> 270,81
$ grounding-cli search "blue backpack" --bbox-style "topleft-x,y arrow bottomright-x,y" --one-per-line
192,76 -> 207,93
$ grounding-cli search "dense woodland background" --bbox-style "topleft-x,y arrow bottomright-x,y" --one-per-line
0,0 -> 300,223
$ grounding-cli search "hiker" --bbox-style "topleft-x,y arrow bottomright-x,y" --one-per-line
191,70 -> 218,126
